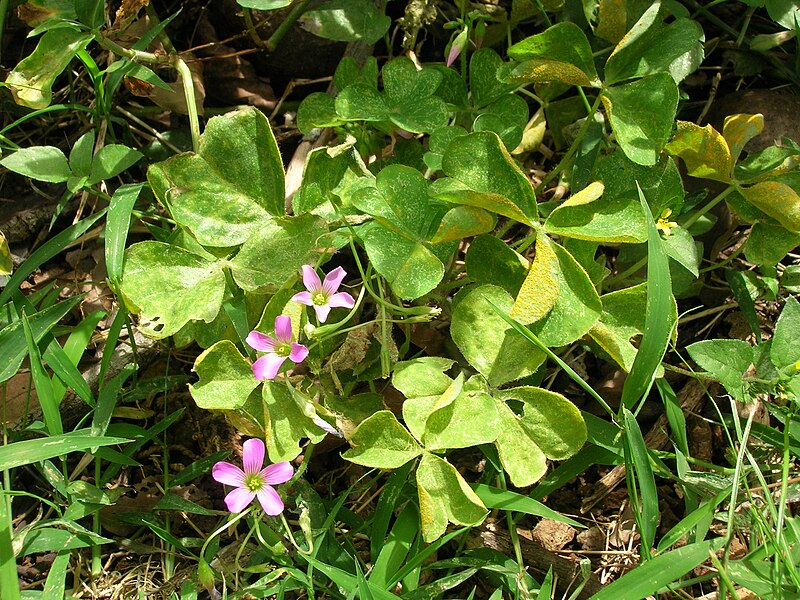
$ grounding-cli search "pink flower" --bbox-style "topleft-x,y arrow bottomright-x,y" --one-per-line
246,316 -> 308,380
291,265 -> 355,323
212,438 -> 293,514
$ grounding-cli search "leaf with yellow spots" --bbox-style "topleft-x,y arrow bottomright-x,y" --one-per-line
739,181 -> 800,232
723,113 -> 764,164
665,121 -> 733,182
506,23 -> 600,88
511,232 -> 560,325
596,0 -> 628,44
430,206 -> 496,244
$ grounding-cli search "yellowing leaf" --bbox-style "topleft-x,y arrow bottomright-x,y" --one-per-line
511,232 -> 559,325
740,181 -> 800,232
596,0 -> 627,43
665,121 -> 733,182
502,60 -> 592,87
723,113 -> 764,164
0,231 -> 11,276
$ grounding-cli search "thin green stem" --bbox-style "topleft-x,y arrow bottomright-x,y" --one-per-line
682,185 -> 736,229
173,57 -> 201,152
242,8 -> 267,48
266,0 -> 314,52
0,0 -> 9,64
536,94 -> 603,194
605,256 -> 647,287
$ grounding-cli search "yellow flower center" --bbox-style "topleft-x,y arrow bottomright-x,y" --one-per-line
244,474 -> 263,492
312,292 -> 327,306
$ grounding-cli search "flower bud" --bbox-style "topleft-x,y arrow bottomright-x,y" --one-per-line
446,27 -> 469,67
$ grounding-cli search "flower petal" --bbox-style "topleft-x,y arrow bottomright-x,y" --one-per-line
313,304 -> 332,323
253,354 -> 287,380
301,265 -> 322,293
261,461 -> 294,485
274,315 -> 293,344
256,485 -> 284,515
322,267 -> 347,296
327,291 -> 355,309
291,291 -> 313,306
289,342 -> 309,364
242,438 -> 265,475
212,461 -> 246,487
224,487 -> 255,513
246,331 -> 277,352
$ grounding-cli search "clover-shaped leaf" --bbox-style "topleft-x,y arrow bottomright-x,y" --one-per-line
148,107 -> 285,247
341,410 -> 424,469
190,341 -> 259,409
263,382 -> 327,463
121,242 -> 226,339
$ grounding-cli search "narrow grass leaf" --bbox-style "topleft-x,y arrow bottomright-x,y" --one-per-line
657,489 -> 728,553
370,504 -> 418,588
0,209 -> 106,306
623,408 -> 658,553
620,184 -> 673,408
105,183 -> 143,288
0,432 -> 129,470
370,461 -> 413,561
472,484 -> 582,528
91,364 -> 136,439
42,549 -> 70,600
725,269 -> 761,341
22,311 -> 62,435
388,528 -> 468,588
404,569 -> 479,600
0,483 -> 20,600
43,336 -> 94,407
301,555 -> 398,600
657,379 -> 688,456
588,540 -> 715,600
0,295 -> 83,383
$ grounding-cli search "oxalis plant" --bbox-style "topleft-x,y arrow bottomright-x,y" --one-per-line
112,0 -> 799,545
3,0 -> 800,593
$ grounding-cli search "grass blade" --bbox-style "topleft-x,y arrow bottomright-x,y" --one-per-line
588,540 -> 716,600
472,484 -> 583,528
22,310 -> 62,435
0,482 -> 20,600
619,184 -> 673,408
622,408 -> 658,555
48,309 -> 105,405
0,431 -> 129,470
105,183 -> 142,289
0,209 -> 106,306
370,504 -> 418,588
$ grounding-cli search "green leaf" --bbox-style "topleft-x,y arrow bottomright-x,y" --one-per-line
472,484 -> 583,527
87,145 -> 143,185
147,107 -> 284,246
189,341 -> 259,409
0,295 -> 83,383
517,236 -> 602,346
0,232 -> 11,276
430,206 -> 495,244
744,222 -> 800,265
263,382 -> 327,463
105,183 -> 143,287
353,165 -> 446,239
686,339 -> 754,402
588,541 -> 716,600
297,92 -> 345,134
622,408 -> 658,551
739,181 -> 800,232
358,223 -> 446,300
393,357 -> 455,399
334,55 -> 379,91
6,28 -> 92,109
335,83 -> 390,122
382,58 -> 450,133
437,131 -> 537,223
0,430 -> 129,470
472,94 -> 529,151
505,22 -> 600,87
770,296 -> 800,374
493,401 -> 548,486
68,131 -> 94,177
416,453 -> 488,542
605,3 -> 704,85
417,376 -> 500,451
120,242 -> 226,338
620,185 -> 674,407
470,49 -> 518,107
342,410 -> 423,469
300,0 -> 391,44
237,0 -> 292,8
451,284 -> 546,387
663,226 -> 700,278
464,234 -> 528,296
423,126 -> 468,173
602,73 -> 678,166
510,231 -> 559,325
229,214 -> 327,293
0,146 -> 71,183
665,120 -> 733,182
546,179 -> 648,243
498,386 -> 587,459
589,283 -> 676,374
